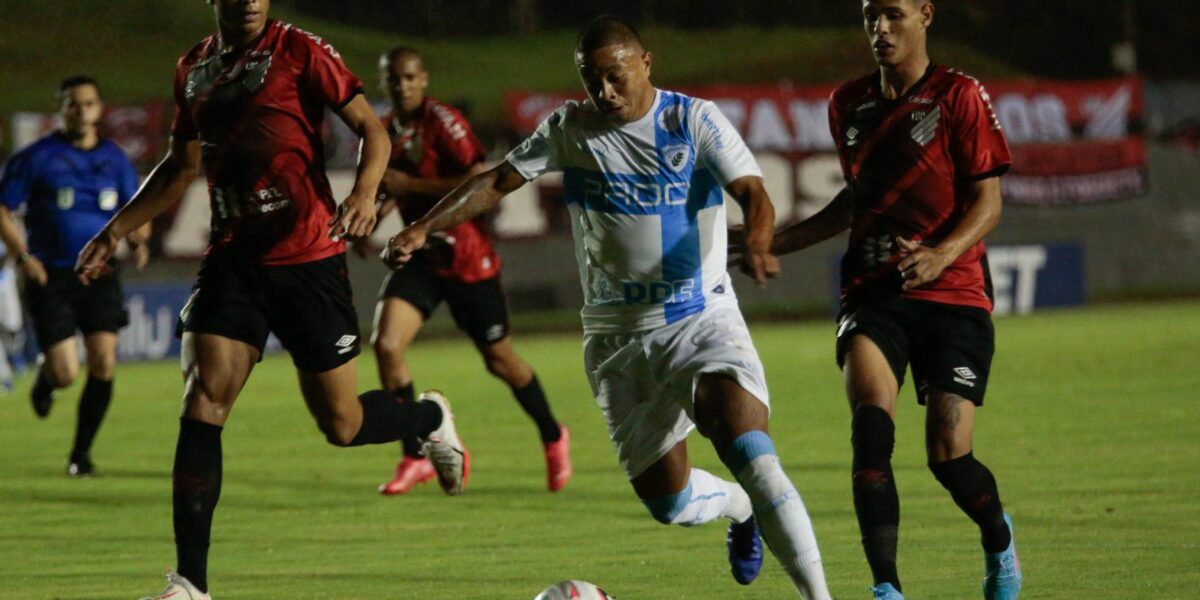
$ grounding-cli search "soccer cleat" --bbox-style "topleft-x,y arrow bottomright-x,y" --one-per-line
31,384 -> 53,419
983,513 -> 1023,600
139,571 -> 211,600
726,516 -> 764,585
378,455 -> 437,495
417,390 -> 470,496
544,424 -> 572,492
871,582 -> 904,599
67,456 -> 95,478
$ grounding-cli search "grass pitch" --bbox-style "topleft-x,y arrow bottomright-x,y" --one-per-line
1,301 -> 1197,599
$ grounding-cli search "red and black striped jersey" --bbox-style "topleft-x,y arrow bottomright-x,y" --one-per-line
829,64 -> 1011,311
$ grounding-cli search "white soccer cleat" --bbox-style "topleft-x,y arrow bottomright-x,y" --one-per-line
417,390 -> 470,496
139,571 -> 211,600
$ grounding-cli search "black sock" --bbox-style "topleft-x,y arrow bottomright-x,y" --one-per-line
512,375 -> 560,443
349,389 -> 442,447
70,376 -> 113,463
929,452 -> 1011,553
852,405 -> 901,590
174,417 -> 223,594
392,384 -> 424,457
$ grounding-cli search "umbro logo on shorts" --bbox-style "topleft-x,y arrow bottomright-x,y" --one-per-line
953,366 -> 977,388
335,335 -> 358,354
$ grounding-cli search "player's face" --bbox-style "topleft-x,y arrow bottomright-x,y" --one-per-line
576,44 -> 654,124
59,84 -> 103,134
380,55 -> 428,114
863,0 -> 932,68
210,0 -> 270,39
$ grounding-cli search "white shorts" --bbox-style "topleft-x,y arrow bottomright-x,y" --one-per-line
583,296 -> 770,480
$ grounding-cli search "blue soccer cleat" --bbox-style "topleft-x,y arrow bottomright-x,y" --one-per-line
871,582 -> 904,599
727,516 -> 763,585
983,513 -> 1023,599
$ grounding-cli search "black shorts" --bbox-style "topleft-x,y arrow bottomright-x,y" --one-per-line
177,251 -> 361,373
835,296 -> 994,405
25,266 -> 129,349
379,261 -> 510,346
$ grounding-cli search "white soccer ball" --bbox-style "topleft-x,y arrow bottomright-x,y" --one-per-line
534,580 -> 615,600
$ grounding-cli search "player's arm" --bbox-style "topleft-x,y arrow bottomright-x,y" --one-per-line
726,175 -> 780,285
330,95 -> 389,240
770,186 -> 854,255
0,205 -> 48,285
382,161 -> 527,269
76,135 -> 201,283
896,176 -> 1001,290
380,162 -> 487,200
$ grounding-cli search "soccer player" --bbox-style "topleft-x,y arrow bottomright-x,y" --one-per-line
372,46 -> 571,495
0,75 -> 148,475
75,2 -> 467,598
384,16 -> 832,599
766,1 -> 1023,598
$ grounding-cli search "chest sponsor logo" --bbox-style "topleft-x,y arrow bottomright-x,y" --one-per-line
623,278 -> 697,305
98,189 -> 119,211
910,106 -> 941,146
662,144 -> 691,173
56,188 -> 74,210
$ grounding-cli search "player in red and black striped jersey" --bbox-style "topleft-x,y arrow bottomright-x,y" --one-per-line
371,47 -> 570,495
768,1 -> 1022,598
76,3 -> 468,598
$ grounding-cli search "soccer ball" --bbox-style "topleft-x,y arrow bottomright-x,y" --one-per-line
534,580 -> 615,600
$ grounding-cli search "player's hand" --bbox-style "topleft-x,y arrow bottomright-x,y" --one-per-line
895,236 -> 952,290
19,255 -> 48,286
381,224 -> 427,270
376,196 -> 399,220
330,190 -> 378,241
741,246 -> 781,286
75,227 -> 120,285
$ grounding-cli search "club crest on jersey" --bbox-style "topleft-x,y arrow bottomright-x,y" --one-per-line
98,189 -> 119,211
657,104 -> 684,133
56,188 -> 75,210
910,106 -> 941,146
662,144 -> 691,173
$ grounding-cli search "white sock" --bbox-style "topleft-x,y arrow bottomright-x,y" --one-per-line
724,432 -> 831,600
642,468 -> 752,527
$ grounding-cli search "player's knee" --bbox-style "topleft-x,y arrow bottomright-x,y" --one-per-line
182,370 -> 237,423
642,487 -> 691,525
87,354 -> 116,380
851,405 -> 895,464
318,413 -> 360,447
47,361 -> 78,388
373,336 -> 406,363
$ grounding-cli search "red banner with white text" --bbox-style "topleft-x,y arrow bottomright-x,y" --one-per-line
505,77 -> 1147,206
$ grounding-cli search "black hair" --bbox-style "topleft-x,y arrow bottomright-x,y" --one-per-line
58,74 -> 101,98
381,46 -> 423,68
576,15 -> 644,56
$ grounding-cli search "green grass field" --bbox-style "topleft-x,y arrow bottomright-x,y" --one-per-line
1,301 -> 1198,599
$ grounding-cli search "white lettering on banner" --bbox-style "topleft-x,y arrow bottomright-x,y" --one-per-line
1083,85 -> 1131,140
746,99 -> 793,150
987,246 -> 1047,316
118,295 -> 175,360
712,99 -> 747,132
794,154 -> 844,219
994,95 -> 1072,144
789,100 -> 836,150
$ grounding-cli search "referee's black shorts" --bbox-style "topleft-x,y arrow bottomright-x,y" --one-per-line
25,266 -> 129,349
177,250 -> 361,373
835,296 -> 995,405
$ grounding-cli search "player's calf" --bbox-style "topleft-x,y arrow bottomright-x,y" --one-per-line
852,404 -> 902,591
928,452 -> 1011,553
640,467 -> 751,526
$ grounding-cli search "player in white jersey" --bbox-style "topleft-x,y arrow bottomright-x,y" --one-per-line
383,16 -> 831,598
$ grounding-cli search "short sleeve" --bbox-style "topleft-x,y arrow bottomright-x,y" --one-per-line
827,89 -> 852,179
0,149 -> 33,210
297,31 -> 364,111
691,100 -> 762,185
434,106 -> 486,172
949,79 -> 1012,180
171,57 -> 199,141
505,106 -> 567,180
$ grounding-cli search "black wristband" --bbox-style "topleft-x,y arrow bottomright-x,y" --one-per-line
16,251 -> 31,264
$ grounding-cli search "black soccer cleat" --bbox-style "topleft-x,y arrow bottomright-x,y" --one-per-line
31,387 -> 54,418
67,457 -> 95,478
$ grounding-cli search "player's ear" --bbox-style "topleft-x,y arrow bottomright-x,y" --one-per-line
642,51 -> 653,78
921,1 -> 935,28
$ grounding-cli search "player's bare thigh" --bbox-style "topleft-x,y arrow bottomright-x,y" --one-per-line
371,298 -> 424,388
843,335 -> 900,417
180,331 -> 259,426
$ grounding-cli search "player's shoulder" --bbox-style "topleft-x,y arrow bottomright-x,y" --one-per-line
16,133 -> 66,161
425,97 -> 471,129
539,99 -> 592,133
95,138 -> 133,163
177,34 -> 219,72
275,20 -> 343,59
831,72 -> 877,109
932,65 -> 992,99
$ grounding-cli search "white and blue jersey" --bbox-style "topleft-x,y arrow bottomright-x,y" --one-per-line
0,133 -> 138,269
506,89 -> 761,334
